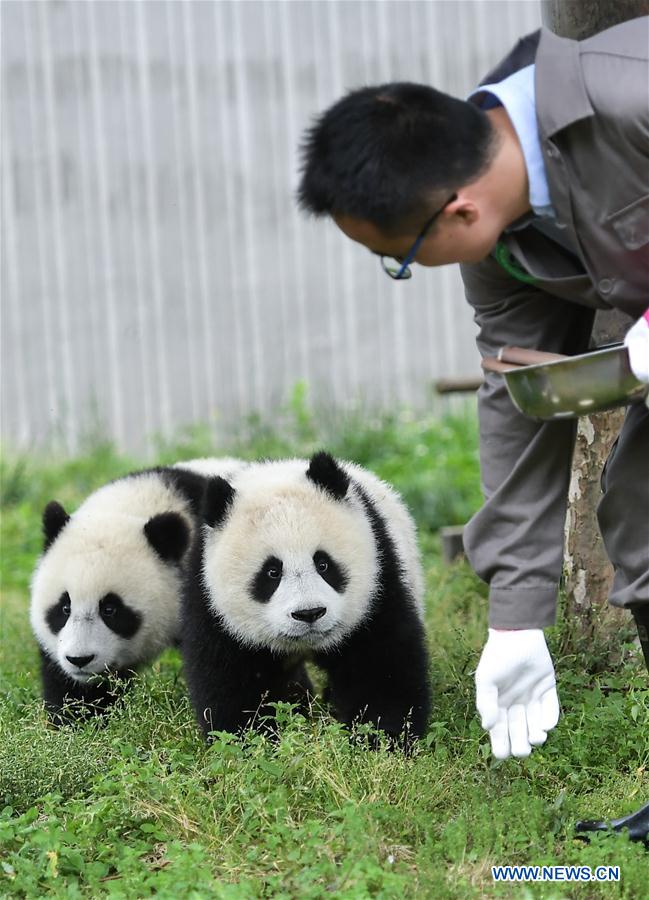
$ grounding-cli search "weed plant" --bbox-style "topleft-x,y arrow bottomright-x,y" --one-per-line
1,397 -> 647,897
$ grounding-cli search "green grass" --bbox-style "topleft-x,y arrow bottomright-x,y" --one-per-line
1,399 -> 647,898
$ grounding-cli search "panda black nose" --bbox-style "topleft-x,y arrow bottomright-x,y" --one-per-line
291,607 -> 327,624
66,654 -> 95,668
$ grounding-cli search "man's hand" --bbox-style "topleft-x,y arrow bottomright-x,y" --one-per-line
475,628 -> 560,759
624,311 -> 649,383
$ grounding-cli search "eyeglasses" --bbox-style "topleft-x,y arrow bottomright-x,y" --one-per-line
380,193 -> 457,280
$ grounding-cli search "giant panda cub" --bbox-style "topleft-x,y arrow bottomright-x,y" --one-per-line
182,452 -> 431,744
30,458 -> 245,721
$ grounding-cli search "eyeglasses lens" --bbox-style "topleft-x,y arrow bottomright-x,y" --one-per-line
381,257 -> 412,280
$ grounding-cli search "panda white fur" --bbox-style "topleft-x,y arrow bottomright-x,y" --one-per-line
182,452 -> 431,743
30,458 -> 245,721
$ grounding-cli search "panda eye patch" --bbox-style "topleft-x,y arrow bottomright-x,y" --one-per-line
99,593 -> 142,638
251,556 -> 283,603
101,598 -> 117,617
46,592 -> 71,634
313,550 -> 349,594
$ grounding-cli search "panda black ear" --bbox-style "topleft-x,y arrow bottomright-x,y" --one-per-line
306,452 -> 349,501
144,512 -> 190,563
42,501 -> 70,551
203,477 -> 236,528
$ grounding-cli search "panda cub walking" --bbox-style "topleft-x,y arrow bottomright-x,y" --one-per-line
182,452 -> 431,743
30,459 -> 244,721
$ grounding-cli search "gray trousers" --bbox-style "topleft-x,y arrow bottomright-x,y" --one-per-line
461,258 -> 649,630
599,400 -> 649,613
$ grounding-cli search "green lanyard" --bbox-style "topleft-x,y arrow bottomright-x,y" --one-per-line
494,241 -> 539,285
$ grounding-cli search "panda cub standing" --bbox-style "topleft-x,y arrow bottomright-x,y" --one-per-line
30,458 -> 244,721
182,452 -> 431,743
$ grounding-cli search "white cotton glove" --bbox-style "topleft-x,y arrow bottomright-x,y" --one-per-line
475,628 -> 560,760
624,312 -> 649,383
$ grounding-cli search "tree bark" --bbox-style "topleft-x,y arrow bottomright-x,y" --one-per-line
541,0 -> 646,658
563,313 -> 633,657
541,0 -> 648,40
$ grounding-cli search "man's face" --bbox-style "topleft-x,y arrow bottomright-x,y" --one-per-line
334,202 -> 500,270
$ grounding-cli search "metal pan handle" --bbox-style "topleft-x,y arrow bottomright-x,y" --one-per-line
498,346 -> 568,366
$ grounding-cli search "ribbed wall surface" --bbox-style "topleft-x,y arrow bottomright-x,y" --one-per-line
1,0 -> 541,453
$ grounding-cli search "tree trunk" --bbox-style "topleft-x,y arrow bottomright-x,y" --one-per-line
563,315 -> 631,659
541,0 -> 646,659
541,0 -> 648,40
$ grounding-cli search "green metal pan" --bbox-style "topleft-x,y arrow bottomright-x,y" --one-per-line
481,343 -> 649,420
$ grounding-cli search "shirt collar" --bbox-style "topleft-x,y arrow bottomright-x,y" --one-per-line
469,64 -> 554,218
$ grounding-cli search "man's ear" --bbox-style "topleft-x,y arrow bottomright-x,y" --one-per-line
446,194 -> 480,225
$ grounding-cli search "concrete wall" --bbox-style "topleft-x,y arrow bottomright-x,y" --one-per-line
2,0 -> 541,453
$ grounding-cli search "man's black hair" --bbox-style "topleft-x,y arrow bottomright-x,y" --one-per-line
297,82 -> 498,234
